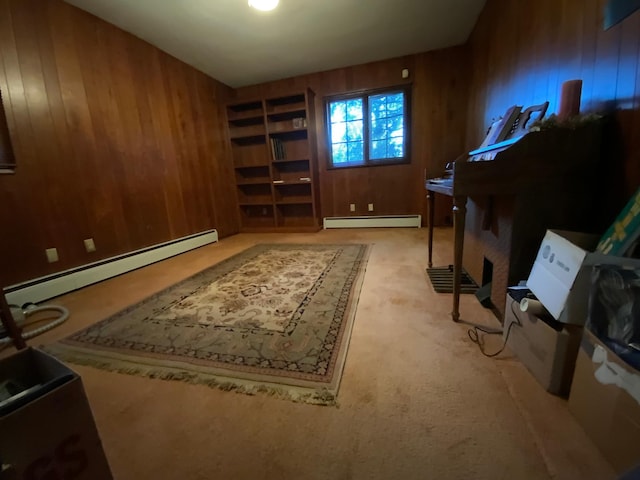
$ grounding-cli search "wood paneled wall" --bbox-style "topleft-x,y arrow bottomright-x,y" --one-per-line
8,0 -> 635,292
235,49 -> 469,224
0,89 -> 15,170
0,0 -> 238,287
466,0 -> 640,205
462,0 -> 640,290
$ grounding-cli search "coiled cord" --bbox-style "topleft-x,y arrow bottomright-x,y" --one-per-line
0,304 -> 69,349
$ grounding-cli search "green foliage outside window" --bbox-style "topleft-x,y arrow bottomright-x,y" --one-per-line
326,88 -> 409,168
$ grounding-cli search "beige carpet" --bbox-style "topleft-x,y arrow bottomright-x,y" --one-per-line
9,228 -> 616,480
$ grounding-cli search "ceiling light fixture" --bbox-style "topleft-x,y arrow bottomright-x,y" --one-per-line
248,0 -> 279,11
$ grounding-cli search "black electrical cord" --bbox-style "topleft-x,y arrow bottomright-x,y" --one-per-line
468,299 -> 522,357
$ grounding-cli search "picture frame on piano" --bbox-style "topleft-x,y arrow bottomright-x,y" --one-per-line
471,105 -> 522,161
469,101 -> 550,161
506,101 -> 549,140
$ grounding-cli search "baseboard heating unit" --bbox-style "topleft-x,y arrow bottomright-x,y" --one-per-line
323,215 -> 421,229
4,229 -> 218,306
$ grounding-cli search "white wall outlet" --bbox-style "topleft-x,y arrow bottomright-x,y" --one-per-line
402,68 -> 409,79
84,238 -> 96,253
368,203 -> 374,212
349,203 -> 356,212
45,248 -> 59,263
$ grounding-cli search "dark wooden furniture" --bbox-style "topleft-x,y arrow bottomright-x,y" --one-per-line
226,90 -> 321,232
427,123 -> 604,322
0,290 -> 26,349
0,89 -> 15,173
426,180 -> 452,269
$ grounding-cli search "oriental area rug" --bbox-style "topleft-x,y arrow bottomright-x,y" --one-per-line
45,244 -> 370,405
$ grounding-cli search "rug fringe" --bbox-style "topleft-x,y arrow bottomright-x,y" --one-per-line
42,345 -> 338,407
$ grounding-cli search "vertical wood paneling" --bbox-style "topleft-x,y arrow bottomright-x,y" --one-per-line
208,81 -> 239,237
34,0 -> 90,264
47,1 -> 111,253
463,0 -> 640,293
8,0 -> 637,292
5,0 -> 68,269
0,77 -> 15,170
143,48 -> 188,240
466,0 -> 640,201
235,49 -> 469,224
70,7 -> 134,254
0,0 -> 237,287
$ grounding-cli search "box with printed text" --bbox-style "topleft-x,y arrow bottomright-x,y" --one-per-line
526,230 -> 640,325
0,348 -> 112,479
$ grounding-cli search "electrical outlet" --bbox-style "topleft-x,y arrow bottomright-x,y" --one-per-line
368,203 -> 374,212
84,238 -> 96,253
45,248 -> 58,263
349,203 -> 356,212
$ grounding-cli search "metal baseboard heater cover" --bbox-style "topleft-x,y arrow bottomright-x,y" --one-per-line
426,266 -> 479,294
4,229 -> 218,306
323,215 -> 421,229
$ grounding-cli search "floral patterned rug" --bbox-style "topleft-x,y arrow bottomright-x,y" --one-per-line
45,244 -> 370,405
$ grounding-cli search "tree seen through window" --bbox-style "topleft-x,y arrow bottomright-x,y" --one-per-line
326,88 -> 408,168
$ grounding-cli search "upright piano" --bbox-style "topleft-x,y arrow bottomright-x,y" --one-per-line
426,121 -> 605,323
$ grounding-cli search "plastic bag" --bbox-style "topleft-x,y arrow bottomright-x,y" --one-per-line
587,265 -> 640,369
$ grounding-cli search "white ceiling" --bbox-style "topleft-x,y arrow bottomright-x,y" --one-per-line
64,0 -> 487,88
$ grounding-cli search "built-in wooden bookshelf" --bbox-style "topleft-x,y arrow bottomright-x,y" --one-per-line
226,90 -> 320,232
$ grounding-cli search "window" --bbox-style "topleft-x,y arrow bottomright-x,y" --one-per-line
326,87 -> 410,168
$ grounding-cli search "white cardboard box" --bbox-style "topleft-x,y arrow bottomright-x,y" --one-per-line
503,293 -> 583,395
526,230 -> 640,325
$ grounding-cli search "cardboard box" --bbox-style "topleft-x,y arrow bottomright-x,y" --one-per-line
596,186 -> 640,256
569,330 -> 640,475
526,230 -> 640,325
503,293 -> 583,395
0,348 -> 112,480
